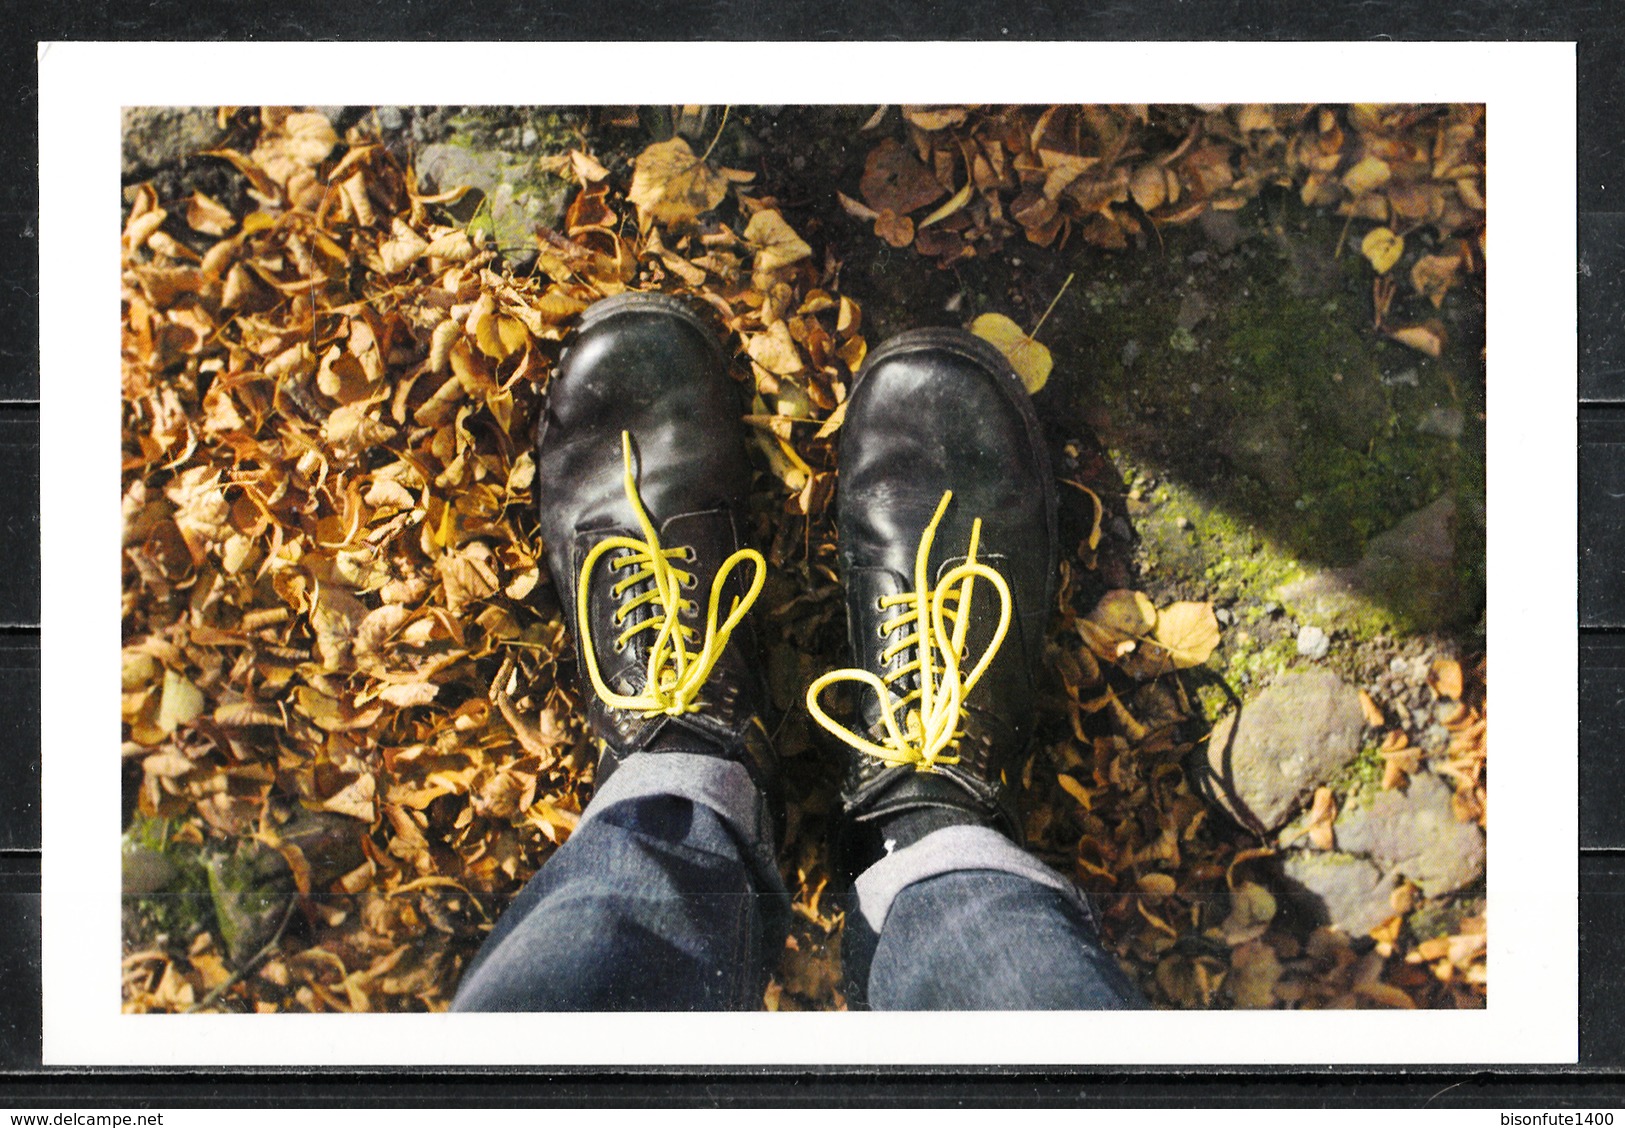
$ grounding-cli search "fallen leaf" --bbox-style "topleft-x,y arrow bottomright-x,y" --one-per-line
627,137 -> 728,228
157,668 -> 205,733
1087,589 -> 1158,638
1220,881 -> 1277,945
859,138 -> 946,215
1342,155 -> 1392,196
1305,787 -> 1337,851
873,209 -> 914,248
1358,689 -> 1386,727
744,209 -> 813,277
1428,657 -> 1464,700
1360,226 -> 1404,274
1150,601 -> 1221,668
970,312 -> 1052,394
186,192 -> 236,236
1411,252 -> 1463,307
1388,321 -> 1446,357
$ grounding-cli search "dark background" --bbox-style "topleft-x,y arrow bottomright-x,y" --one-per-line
3,0 -> 1621,1106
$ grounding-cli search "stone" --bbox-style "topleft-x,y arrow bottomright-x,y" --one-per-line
1196,670 -> 1365,832
1417,405 -> 1466,441
1276,495 -> 1459,631
122,107 -> 223,181
415,142 -> 568,258
1296,624 -> 1329,659
1278,850 -> 1399,936
1333,772 -> 1485,897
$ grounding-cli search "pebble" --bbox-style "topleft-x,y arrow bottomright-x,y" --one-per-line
1215,607 -> 1233,625
1262,601 -> 1282,617
377,106 -> 406,131
1296,625 -> 1330,659
1382,367 -> 1421,388
1417,405 -> 1466,441
1175,516 -> 1192,530
521,126 -> 538,148
1120,340 -> 1142,368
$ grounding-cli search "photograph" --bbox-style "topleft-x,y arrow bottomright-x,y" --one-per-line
115,99 -> 1489,1018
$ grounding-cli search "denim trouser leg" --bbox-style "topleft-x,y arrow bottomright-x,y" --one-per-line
451,752 -> 789,1011
844,825 -> 1146,1010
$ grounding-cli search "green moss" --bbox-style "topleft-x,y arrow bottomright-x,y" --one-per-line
1329,743 -> 1387,810
123,814 -> 213,941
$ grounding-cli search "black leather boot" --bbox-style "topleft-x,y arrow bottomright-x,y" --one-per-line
536,293 -> 775,799
808,328 -> 1058,852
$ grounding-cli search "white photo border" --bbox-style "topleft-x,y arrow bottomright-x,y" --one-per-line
39,39 -> 1578,1066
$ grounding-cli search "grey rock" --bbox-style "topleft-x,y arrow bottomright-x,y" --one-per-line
1198,207 -> 1246,252
1382,367 -> 1421,388
1279,850 -> 1399,936
122,107 -> 222,181
1296,625 -> 1330,659
1277,495 -> 1458,631
121,846 -> 177,897
1198,670 -> 1365,832
1120,339 -> 1142,368
1417,405 -> 1466,440
415,142 -> 568,257
377,106 -> 407,132
1334,772 -> 1485,897
1175,291 -> 1212,331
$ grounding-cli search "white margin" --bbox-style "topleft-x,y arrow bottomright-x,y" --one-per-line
38,40 -> 1579,1066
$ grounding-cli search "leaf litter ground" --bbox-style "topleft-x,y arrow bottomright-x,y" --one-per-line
121,104 -> 1485,1015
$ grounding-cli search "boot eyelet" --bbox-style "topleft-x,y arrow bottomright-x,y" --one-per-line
680,545 -> 697,562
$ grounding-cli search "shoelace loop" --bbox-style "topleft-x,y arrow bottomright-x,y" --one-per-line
578,432 -> 765,717
806,491 -> 1012,772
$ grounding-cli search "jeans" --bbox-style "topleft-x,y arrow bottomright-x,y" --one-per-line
451,752 -> 1145,1011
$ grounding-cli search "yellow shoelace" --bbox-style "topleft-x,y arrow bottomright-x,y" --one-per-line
806,491 -> 1012,772
578,432 -> 766,717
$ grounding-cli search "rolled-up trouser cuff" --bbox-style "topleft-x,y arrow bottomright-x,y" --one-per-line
852,824 -> 1099,935
578,751 -> 782,895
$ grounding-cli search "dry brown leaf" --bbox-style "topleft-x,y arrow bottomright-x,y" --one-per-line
859,137 -> 946,215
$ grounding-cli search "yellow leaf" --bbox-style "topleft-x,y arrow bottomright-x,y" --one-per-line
157,668 -> 204,733
1358,689 -> 1385,727
1388,322 -> 1445,357
1129,163 -> 1167,212
1088,589 -> 1157,637
970,312 -> 1052,394
1341,155 -> 1392,195
627,137 -> 728,228
918,180 -> 973,229
1150,601 -> 1221,668
745,322 -> 806,377
1137,872 -> 1176,896
1428,657 -> 1464,699
1360,226 -> 1404,274
744,209 -> 813,276
1057,773 -> 1093,810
